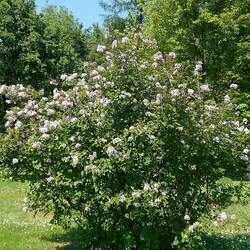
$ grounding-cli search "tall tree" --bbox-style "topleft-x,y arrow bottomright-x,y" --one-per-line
100,0 -> 147,30
39,5 -> 86,81
0,1 -> 87,130
0,0 -> 42,86
145,0 -> 250,91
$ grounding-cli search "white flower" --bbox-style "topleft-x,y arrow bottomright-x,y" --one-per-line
71,155 -> 79,166
22,207 -> 28,213
177,127 -> 184,131
152,62 -> 158,69
153,183 -> 160,190
143,99 -> 149,106
230,84 -> 238,89
243,118 -> 248,124
243,148 -> 249,154
143,183 -> 151,191
32,142 -> 43,149
112,138 -> 122,144
168,52 -> 176,61
106,146 -> 117,157
39,127 -> 48,134
200,84 -> 210,92
184,214 -> 190,221
188,89 -> 194,95
0,85 -> 7,94
112,40 -> 118,49
85,164 -> 97,172
241,155 -> 249,162
15,120 -> 23,128
195,64 -> 203,72
134,202 -> 140,207
194,61 -> 203,75
213,136 -> 220,143
50,80 -> 59,86
97,66 -> 105,72
132,192 -> 141,198
60,74 -> 67,80
47,109 -> 55,116
170,89 -> 180,97
244,128 -> 249,134
46,176 -> 54,183
12,158 -> 19,165
97,45 -> 106,53
175,63 -> 182,71
124,213 -> 129,219
188,222 -> 200,233
75,143 -> 81,149
89,152 -> 97,160
122,37 -> 129,44
155,94 -> 162,105
100,98 -> 111,107
155,82 -> 162,88
154,51 -> 164,64
149,135 -> 156,140
100,138 -> 108,144
224,95 -> 231,103
145,111 -> 153,117
120,194 -> 126,203
218,212 -> 227,221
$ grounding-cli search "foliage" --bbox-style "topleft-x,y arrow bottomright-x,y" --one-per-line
0,0 -> 42,86
39,5 -> 86,82
0,33 -> 249,249
0,0 -> 86,86
145,0 -> 250,91
0,0 -> 87,130
100,0 -> 147,31
85,24 -> 107,61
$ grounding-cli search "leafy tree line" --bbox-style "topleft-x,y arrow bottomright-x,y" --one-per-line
0,0 -> 86,86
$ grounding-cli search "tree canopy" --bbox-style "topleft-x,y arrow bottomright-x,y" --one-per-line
145,0 -> 250,91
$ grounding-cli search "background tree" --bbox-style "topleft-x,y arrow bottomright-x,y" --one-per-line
0,1 -> 87,130
145,0 -> 250,91
39,5 -> 86,81
100,0 -> 147,31
0,0 -> 42,86
0,0 -> 41,131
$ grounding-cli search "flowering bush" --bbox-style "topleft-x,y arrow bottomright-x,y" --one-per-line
0,33 -> 249,249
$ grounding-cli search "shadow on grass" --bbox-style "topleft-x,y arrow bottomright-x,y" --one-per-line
42,227 -> 87,250
203,233 -> 250,250
43,228 -> 250,250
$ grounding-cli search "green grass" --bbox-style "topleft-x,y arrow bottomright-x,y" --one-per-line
202,202 -> 250,249
0,179 -> 249,249
0,180 -> 66,250
201,179 -> 250,249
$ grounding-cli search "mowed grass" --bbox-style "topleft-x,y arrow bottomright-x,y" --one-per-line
0,179 -> 68,250
0,178 -> 249,249
202,202 -> 250,249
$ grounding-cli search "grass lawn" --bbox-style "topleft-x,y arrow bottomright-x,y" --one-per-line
0,178 -> 249,249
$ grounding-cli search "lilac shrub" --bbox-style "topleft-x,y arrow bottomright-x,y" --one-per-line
0,33 -> 249,249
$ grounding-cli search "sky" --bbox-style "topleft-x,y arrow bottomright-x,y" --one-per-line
36,0 -> 106,28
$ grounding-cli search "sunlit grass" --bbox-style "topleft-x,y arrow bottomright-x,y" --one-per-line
202,179 -> 250,249
0,179 -> 66,250
0,178 -> 249,249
